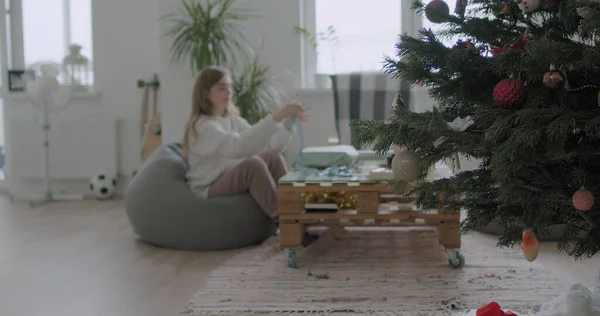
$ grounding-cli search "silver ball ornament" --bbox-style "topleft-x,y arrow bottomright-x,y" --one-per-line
391,151 -> 421,181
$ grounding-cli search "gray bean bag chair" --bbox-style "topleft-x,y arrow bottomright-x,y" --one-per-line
124,143 -> 274,251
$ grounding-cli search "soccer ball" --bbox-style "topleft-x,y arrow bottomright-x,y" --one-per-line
89,173 -> 117,199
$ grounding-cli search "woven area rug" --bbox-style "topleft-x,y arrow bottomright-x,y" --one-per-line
182,227 -> 565,315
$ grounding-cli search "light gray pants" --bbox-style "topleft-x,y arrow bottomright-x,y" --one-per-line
208,149 -> 287,219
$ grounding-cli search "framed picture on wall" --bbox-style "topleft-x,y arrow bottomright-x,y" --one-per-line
7,70 -> 35,92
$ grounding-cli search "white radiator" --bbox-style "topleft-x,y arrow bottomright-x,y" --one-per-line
7,117 -> 119,180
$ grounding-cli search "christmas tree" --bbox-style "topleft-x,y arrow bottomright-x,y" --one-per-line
350,0 -> 600,259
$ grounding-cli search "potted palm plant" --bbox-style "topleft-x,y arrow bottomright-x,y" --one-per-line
162,0 -> 281,121
231,56 -> 282,124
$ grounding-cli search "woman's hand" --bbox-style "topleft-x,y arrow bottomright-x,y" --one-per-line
272,101 -> 308,122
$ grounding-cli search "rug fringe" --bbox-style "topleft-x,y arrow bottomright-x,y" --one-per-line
180,308 -> 472,316
181,307 -> 541,316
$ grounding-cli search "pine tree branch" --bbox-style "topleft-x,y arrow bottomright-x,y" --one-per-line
354,0 -> 600,260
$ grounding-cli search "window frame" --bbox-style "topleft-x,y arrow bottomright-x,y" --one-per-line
300,0 -> 423,89
6,0 -> 23,70
0,1 -> 8,91
1,0 -> 24,94
1,0 -> 95,93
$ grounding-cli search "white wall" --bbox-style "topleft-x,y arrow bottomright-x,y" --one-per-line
158,0 -> 304,144
1,0 -> 161,197
0,0 -> 445,198
0,0 -> 308,198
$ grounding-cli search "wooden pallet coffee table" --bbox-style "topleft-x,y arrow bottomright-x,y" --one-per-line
277,162 -> 464,269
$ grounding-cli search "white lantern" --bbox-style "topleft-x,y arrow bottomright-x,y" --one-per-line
62,44 -> 91,92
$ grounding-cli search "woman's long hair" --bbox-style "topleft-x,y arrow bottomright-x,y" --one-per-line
182,66 -> 234,157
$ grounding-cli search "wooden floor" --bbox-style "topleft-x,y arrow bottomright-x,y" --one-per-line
0,196 -> 241,316
0,195 -> 599,316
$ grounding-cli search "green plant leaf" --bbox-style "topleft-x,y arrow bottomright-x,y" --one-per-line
162,0 -> 256,73
232,56 -> 282,124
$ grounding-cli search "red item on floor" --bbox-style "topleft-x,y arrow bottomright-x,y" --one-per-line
476,302 -> 518,316
476,302 -> 503,316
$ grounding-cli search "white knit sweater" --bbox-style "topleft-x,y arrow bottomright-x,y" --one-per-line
186,114 -> 293,197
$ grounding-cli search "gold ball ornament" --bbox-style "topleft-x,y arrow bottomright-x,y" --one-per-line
391,150 -> 421,181
542,70 -> 566,89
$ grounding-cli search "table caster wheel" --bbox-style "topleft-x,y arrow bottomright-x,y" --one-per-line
287,249 -> 297,268
447,251 -> 465,269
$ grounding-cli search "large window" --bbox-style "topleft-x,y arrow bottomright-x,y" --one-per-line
314,0 -> 401,75
22,0 -> 93,84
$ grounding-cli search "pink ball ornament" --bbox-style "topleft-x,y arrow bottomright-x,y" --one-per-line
573,188 -> 594,211
518,0 -> 540,13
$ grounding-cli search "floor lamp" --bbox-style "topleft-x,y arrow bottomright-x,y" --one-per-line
24,62 -> 76,207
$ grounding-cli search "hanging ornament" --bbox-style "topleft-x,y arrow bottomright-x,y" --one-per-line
521,229 -> 539,262
391,149 -> 421,181
454,0 -> 468,19
517,0 -> 540,13
391,94 -> 406,113
498,1 -> 515,20
491,30 -> 529,57
573,187 -> 594,211
453,39 -> 475,50
493,75 -> 527,110
543,64 -> 566,89
425,0 -> 450,23
432,116 -> 475,173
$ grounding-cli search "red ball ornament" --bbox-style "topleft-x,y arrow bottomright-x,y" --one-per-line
493,76 -> 527,110
573,187 -> 594,211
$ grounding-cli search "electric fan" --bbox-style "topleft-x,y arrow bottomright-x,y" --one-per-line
24,62 -> 75,207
